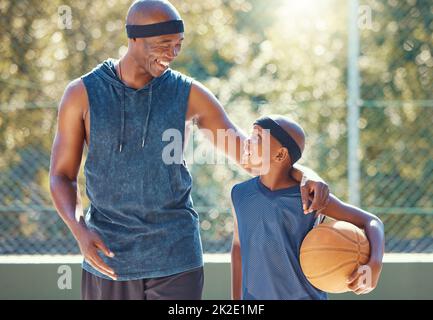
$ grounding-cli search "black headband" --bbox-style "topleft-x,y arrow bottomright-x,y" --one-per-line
253,116 -> 302,165
126,20 -> 184,38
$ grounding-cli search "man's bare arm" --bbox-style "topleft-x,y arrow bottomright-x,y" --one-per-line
187,81 -> 248,167
49,79 -> 116,279
187,81 -> 330,212
49,79 -> 87,236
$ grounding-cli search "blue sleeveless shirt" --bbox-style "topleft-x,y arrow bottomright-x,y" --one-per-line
231,176 -> 328,300
81,59 -> 203,280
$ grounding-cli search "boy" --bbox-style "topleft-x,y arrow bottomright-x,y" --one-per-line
231,115 -> 384,300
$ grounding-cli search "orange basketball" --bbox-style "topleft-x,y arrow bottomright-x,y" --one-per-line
300,220 -> 370,293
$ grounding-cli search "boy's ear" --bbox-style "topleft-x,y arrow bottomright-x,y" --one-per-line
275,147 -> 289,162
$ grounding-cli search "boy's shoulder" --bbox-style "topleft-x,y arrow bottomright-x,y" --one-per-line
231,177 -> 258,199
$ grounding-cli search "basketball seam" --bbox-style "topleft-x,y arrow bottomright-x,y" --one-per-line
303,259 -> 357,279
317,224 -> 367,246
301,247 -> 370,258
359,238 -> 369,245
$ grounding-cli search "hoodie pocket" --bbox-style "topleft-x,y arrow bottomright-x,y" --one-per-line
167,159 -> 193,207
140,162 -> 176,210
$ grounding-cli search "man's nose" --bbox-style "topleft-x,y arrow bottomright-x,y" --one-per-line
166,46 -> 179,59
173,46 -> 180,57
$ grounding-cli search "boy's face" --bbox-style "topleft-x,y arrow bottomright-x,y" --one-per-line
242,125 -> 284,175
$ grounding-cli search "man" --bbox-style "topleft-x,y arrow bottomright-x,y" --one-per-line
49,0 -> 330,300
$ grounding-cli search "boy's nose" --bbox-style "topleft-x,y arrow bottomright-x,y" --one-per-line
243,139 -> 250,152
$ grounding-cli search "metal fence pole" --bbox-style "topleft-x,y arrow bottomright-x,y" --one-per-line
347,0 -> 361,206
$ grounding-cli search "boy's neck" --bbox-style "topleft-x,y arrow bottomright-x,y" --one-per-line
259,165 -> 298,191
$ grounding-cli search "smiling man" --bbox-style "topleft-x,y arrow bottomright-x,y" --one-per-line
49,0 -> 330,300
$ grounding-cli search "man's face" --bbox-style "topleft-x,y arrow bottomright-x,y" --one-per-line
131,33 -> 184,77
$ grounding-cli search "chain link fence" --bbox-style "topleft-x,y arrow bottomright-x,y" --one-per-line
1,103 -> 432,254
1,0 -> 432,254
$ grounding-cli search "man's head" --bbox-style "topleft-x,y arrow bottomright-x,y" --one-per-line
243,115 -> 306,175
125,0 -> 184,77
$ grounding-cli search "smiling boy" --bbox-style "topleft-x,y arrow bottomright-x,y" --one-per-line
231,115 -> 385,300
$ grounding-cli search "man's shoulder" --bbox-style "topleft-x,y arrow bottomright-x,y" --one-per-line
58,78 -> 88,117
67,77 -> 85,91
63,78 -> 87,102
168,69 -> 195,89
169,68 -> 192,79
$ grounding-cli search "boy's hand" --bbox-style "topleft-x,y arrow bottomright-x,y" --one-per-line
300,176 -> 330,214
347,260 -> 382,295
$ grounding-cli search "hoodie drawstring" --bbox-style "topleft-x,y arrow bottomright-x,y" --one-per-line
119,84 -> 153,152
119,86 -> 125,153
141,84 -> 152,148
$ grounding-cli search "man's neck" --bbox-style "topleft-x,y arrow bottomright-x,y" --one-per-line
117,53 -> 154,89
259,165 -> 297,191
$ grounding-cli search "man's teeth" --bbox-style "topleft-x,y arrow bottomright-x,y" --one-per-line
157,60 -> 169,67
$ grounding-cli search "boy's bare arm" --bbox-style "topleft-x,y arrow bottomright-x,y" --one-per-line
319,194 -> 385,295
230,204 -> 242,300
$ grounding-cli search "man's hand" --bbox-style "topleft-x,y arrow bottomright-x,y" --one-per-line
75,226 -> 117,280
347,260 -> 382,295
300,175 -> 330,214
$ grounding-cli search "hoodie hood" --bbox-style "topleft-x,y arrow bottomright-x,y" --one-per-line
93,58 -> 171,152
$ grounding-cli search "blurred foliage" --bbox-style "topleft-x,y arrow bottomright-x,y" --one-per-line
0,0 -> 432,253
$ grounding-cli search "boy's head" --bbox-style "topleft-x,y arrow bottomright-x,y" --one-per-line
243,115 -> 305,175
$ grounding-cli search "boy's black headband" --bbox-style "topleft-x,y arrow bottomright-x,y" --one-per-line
254,116 -> 302,165
126,20 -> 184,38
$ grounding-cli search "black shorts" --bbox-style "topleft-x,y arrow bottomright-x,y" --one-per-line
81,266 -> 204,300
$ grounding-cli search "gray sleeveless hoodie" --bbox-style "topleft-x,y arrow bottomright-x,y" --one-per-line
81,59 -> 203,280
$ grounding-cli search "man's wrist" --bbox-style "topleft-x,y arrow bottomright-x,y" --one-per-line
70,219 -> 88,240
